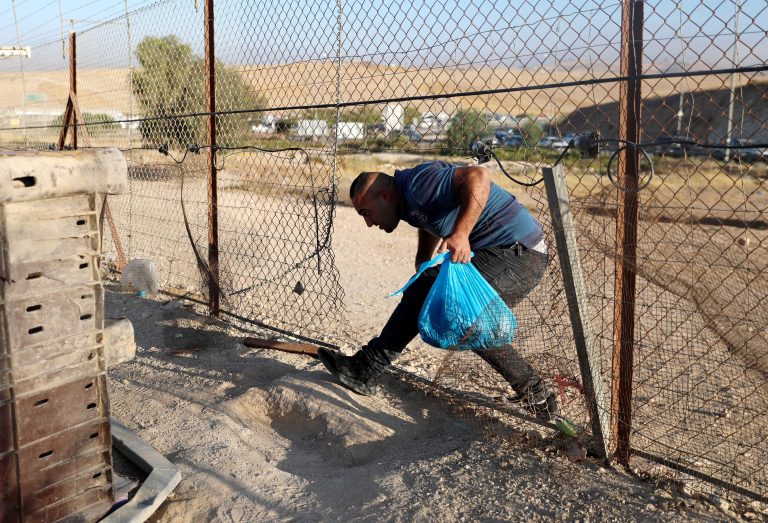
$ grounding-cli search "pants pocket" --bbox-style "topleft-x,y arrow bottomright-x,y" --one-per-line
490,251 -> 547,307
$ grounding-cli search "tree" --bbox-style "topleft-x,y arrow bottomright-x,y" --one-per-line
343,107 -> 382,125
404,106 -> 421,126
518,116 -> 545,145
131,35 -> 265,147
445,109 -> 487,153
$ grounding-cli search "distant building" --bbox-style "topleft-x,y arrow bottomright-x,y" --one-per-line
383,103 -> 404,134
251,114 -> 277,133
294,119 -> 329,140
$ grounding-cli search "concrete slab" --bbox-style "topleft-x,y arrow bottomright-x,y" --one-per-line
102,418 -> 181,523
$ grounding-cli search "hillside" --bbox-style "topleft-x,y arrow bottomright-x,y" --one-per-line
0,61 -> 762,124
560,79 -> 768,143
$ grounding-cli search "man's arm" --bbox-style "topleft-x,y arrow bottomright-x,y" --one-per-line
437,165 -> 490,263
415,229 -> 441,272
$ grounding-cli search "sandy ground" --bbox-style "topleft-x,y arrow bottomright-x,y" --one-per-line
103,200 -> 760,522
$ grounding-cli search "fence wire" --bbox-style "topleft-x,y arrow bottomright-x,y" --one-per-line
1,0 -> 766,505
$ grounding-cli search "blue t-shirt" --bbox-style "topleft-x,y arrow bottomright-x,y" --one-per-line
394,161 -> 543,249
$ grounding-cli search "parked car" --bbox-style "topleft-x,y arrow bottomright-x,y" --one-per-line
663,143 -> 708,158
711,138 -> 746,161
654,134 -> 696,157
737,147 -> 767,163
549,137 -> 570,151
711,138 -> 759,162
494,129 -> 510,142
537,136 -> 555,148
537,135 -> 569,149
366,123 -> 386,137
502,135 -> 525,148
405,129 -> 423,142
478,135 -> 499,146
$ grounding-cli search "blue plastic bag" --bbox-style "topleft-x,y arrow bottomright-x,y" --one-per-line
391,252 -> 517,350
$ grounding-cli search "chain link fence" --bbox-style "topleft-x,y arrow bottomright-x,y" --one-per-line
1,0 -> 766,505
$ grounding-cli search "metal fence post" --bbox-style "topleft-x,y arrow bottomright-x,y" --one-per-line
204,0 -> 220,316
543,165 -> 612,459
612,0 -> 643,466
70,31 -> 77,150
57,33 -> 76,150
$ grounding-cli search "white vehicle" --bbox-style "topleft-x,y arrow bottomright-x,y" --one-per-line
335,121 -> 365,141
294,119 -> 329,140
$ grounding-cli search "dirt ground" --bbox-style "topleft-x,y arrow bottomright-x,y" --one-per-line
104,199 -> 759,522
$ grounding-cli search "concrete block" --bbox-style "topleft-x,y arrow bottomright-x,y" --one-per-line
0,148 -> 127,203
104,319 -> 136,367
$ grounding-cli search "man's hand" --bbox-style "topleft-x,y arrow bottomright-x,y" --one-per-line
437,232 -> 471,264
439,165 -> 488,265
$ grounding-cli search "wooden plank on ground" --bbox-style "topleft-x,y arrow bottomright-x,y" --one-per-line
243,337 -> 319,357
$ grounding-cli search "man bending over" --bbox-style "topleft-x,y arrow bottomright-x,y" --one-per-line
319,161 -> 558,419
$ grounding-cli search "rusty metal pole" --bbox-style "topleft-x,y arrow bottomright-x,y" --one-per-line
204,0 -> 220,315
69,31 -> 77,149
611,0 -> 643,466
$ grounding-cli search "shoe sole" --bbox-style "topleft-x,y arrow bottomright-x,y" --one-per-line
317,348 -> 377,396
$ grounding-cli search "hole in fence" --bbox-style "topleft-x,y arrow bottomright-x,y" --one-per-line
26,304 -> 41,312
80,314 -> 92,321
28,326 -> 43,335
84,382 -> 93,389
38,450 -> 53,459
12,176 -> 36,188
86,402 -> 97,410
76,219 -> 86,226
34,398 -> 49,407
89,432 -> 99,439
92,472 -> 102,479
79,263 -> 89,270
26,272 -> 42,280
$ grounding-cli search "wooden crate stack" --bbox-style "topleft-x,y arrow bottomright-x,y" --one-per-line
0,149 -> 127,523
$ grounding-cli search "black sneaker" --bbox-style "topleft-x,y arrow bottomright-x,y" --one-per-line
317,348 -> 379,396
524,392 -> 560,421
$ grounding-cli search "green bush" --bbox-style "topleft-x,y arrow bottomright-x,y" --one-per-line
519,118 -> 546,145
404,106 -> 421,126
342,107 -> 382,125
52,112 -> 120,134
275,118 -> 296,134
367,132 -> 409,151
444,109 -> 488,154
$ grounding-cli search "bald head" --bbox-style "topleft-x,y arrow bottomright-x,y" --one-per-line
349,171 -> 401,233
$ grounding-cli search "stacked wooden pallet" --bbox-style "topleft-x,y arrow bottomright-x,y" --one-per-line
0,149 -> 127,523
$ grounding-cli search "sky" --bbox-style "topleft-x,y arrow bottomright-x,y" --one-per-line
0,0 -> 766,72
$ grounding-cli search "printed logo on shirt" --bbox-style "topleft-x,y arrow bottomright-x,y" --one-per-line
409,209 -> 428,224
